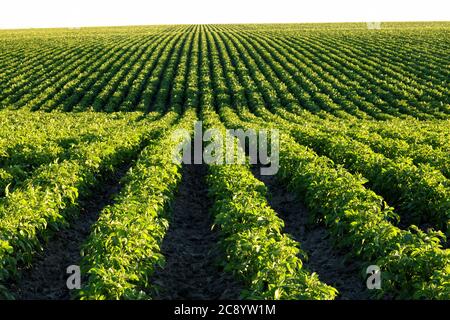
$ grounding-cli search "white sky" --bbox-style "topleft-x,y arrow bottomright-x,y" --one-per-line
0,0 -> 448,29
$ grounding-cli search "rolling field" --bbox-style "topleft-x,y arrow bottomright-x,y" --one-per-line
0,22 -> 449,300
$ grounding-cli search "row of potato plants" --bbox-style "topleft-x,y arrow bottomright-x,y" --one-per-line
274,111 -> 450,229
0,36 -> 106,103
55,33 -> 169,112
296,34 -> 449,118
80,29 -> 204,297
339,32 -> 450,93
79,109 -> 194,299
202,27 -> 449,298
89,36 -> 165,112
212,28 -> 450,234
0,44 -> 89,104
213,25 -> 448,120
15,36 -> 140,111
0,112 -> 177,298
285,29 -> 449,108
362,119 -> 450,152
281,120 -> 450,234
0,27 -> 179,109
316,117 -> 450,179
246,31 -> 416,120
219,105 -> 449,300
79,27 -> 204,297
203,109 -> 338,300
0,111 -> 160,197
199,30 -> 338,299
233,29 -> 380,120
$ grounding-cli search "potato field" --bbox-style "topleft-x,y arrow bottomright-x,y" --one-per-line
0,22 -> 449,300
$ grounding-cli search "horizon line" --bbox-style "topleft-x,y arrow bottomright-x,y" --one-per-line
1,19 -> 449,31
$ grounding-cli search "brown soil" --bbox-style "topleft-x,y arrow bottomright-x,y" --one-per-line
252,166 -> 374,300
151,164 -> 242,300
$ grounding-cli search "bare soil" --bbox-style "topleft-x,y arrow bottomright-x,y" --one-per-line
151,164 -> 242,300
252,166 -> 374,300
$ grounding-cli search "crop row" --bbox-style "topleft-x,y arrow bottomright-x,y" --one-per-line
0,112 -> 177,298
79,109 -> 195,299
219,105 -> 449,299
198,32 -> 338,299
205,26 -> 450,234
201,26 -> 449,298
203,108 -> 337,299
0,110 -> 160,197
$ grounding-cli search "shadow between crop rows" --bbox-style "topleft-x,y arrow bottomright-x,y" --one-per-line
151,164 -> 242,300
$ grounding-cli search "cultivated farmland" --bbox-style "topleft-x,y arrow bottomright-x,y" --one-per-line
0,23 -> 449,300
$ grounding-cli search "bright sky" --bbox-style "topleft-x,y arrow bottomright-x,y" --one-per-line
0,0 -> 448,29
